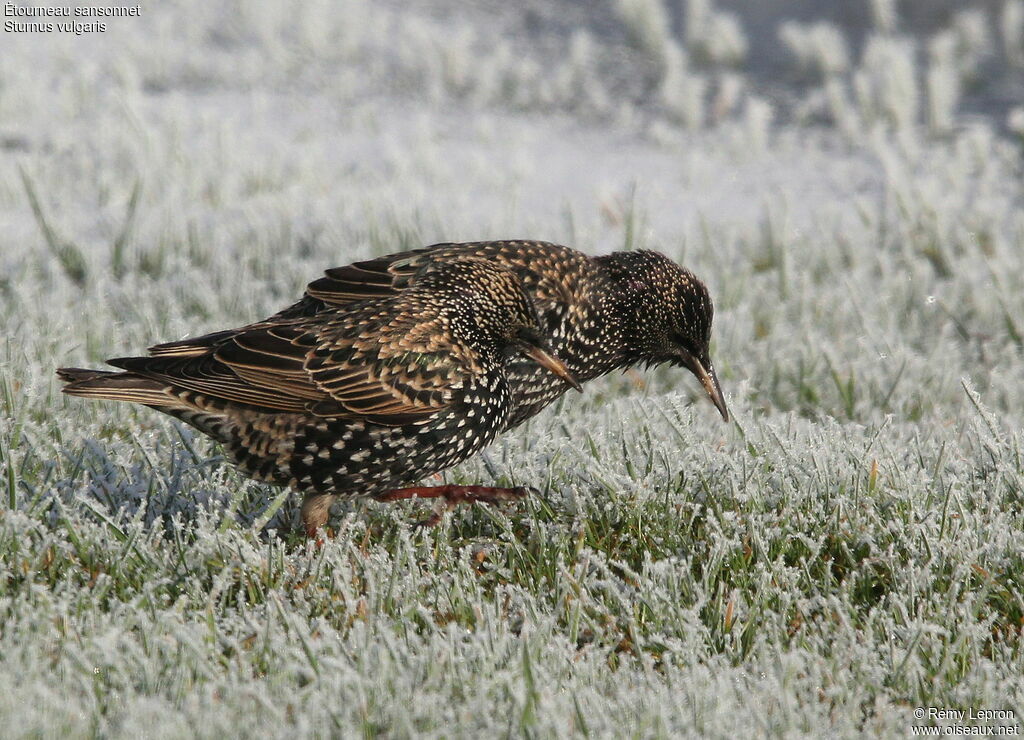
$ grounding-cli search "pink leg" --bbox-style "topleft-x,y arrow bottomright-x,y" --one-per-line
373,485 -> 533,527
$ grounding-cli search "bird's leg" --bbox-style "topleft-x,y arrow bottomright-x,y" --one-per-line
301,493 -> 337,540
373,485 -> 534,527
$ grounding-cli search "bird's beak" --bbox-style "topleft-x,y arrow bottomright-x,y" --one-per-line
682,353 -> 729,422
518,333 -> 582,392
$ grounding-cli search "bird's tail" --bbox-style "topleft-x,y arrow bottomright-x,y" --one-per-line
58,367 -> 295,488
57,367 -> 169,406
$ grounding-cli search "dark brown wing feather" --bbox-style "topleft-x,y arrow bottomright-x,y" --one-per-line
132,241 -> 589,422
303,241 -> 590,313
305,250 -> 431,304
302,307 -> 471,424
113,295 -> 474,425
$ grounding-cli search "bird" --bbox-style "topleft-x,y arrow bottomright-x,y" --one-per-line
58,258 -> 581,536
59,240 -> 727,533
269,240 -> 728,428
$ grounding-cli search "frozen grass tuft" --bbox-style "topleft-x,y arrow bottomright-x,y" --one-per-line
927,31 -> 961,134
685,0 -> 749,68
2,1 -> 1023,736
1005,0 -> 1024,68
779,21 -> 851,79
855,35 -> 920,132
869,0 -> 899,35
616,0 -> 674,65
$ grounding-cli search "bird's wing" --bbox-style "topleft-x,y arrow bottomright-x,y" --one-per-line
304,241 -> 587,313
110,323 -> 326,414
149,242 -> 592,358
112,306 -> 474,426
301,306 -> 474,424
303,248 -> 438,304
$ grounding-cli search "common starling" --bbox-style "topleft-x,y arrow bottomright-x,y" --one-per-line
58,258 -> 581,535
272,240 -> 728,427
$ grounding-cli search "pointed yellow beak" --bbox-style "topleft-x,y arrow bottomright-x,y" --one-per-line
693,358 -> 729,422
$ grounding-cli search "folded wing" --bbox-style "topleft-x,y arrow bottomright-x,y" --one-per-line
114,306 -> 469,426
303,241 -> 584,313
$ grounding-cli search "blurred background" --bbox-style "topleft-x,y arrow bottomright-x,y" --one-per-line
3,0 -> 1022,255
3,0 -> 1022,419
2,3 -> 1024,735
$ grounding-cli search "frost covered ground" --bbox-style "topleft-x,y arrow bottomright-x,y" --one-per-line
2,0 -> 1024,737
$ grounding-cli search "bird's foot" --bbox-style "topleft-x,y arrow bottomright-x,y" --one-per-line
301,493 -> 337,542
305,525 -> 336,547
373,484 -> 535,527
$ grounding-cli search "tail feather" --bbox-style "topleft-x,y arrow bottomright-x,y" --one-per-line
57,367 -> 170,406
147,330 -> 236,357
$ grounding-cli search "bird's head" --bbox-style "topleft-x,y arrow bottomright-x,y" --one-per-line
599,250 -> 728,421
662,285 -> 727,422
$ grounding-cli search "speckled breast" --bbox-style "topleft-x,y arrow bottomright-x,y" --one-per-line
281,370 -> 513,498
